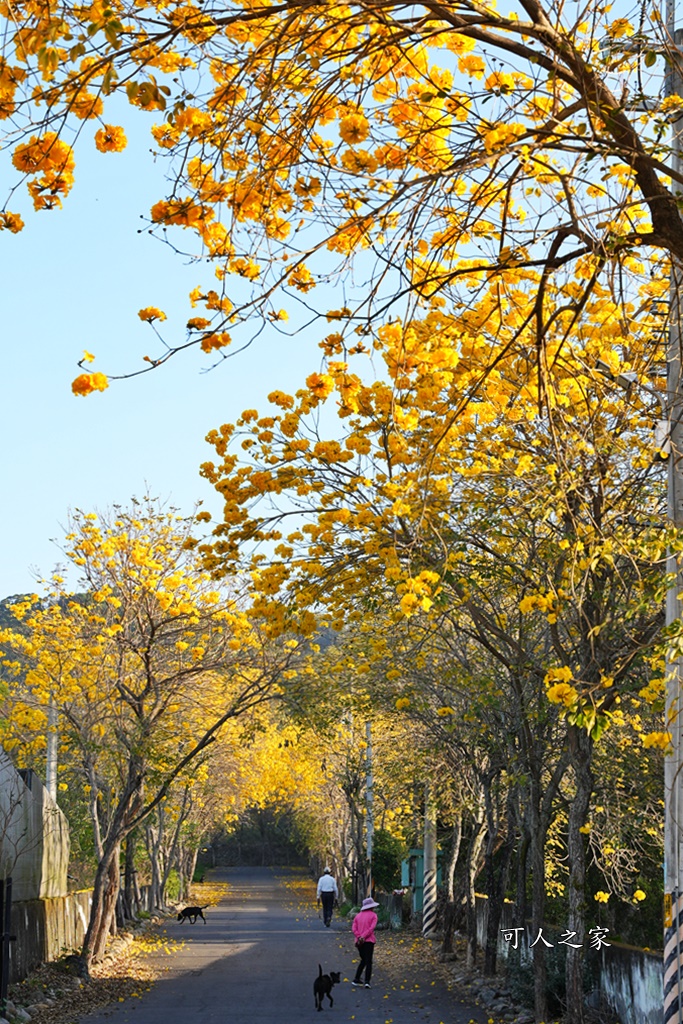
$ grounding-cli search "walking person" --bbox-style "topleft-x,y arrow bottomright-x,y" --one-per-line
351,896 -> 379,988
316,866 -> 339,927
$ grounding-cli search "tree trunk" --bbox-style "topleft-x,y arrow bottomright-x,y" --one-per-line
161,799 -> 188,904
81,839 -> 121,969
179,845 -> 199,901
484,785 -> 515,977
529,772 -> 548,1024
146,823 -> 163,911
565,726 -> 594,1024
440,811 -> 463,957
514,827 -> 529,929
122,831 -> 138,921
445,811 -> 462,902
80,759 -> 146,972
482,772 -> 500,977
465,809 -> 486,968
441,901 -> 458,956
84,759 -> 104,861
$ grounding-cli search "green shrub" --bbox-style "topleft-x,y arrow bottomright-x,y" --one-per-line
372,829 -> 407,892
165,870 -> 180,901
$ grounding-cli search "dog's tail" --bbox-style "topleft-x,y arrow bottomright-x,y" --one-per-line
318,964 -> 323,978
200,905 -> 210,909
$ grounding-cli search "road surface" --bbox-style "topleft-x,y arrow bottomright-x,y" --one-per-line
80,867 -> 490,1024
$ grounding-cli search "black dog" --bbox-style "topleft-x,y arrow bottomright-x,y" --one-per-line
177,904 -> 209,924
314,964 -> 341,1011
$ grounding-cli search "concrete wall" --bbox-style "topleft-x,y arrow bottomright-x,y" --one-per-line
473,894 -> 663,1024
0,750 -> 70,900
594,941 -> 663,1024
8,890 -> 93,982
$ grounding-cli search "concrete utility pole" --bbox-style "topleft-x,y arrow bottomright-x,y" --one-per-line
422,783 -> 438,937
365,721 -> 374,896
45,697 -> 58,802
665,16 -> 683,1024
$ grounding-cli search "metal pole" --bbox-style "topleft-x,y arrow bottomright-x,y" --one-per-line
365,721 -> 374,897
665,23 -> 683,1024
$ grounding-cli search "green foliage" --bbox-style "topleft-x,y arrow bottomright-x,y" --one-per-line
165,869 -> 181,901
372,828 -> 407,892
506,943 -> 568,1013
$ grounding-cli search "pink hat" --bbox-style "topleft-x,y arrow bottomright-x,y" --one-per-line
361,897 -> 379,910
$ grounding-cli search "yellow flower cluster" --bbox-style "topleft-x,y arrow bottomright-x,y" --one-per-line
546,682 -> 579,708
306,372 -> 335,400
484,71 -> 516,93
138,306 -> 167,322
12,131 -> 75,210
94,125 -> 127,153
200,331 -> 231,352
397,571 -> 440,617
0,59 -> 26,121
151,198 -> 210,228
0,210 -> 23,232
340,148 -> 378,175
641,731 -> 672,751
71,372 -> 109,396
288,264 -> 316,292
480,121 -> 526,154
338,112 -> 370,145
544,665 -> 573,684
230,257 -> 261,280
520,591 -> 560,622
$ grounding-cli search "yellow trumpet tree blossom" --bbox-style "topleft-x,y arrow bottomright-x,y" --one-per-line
0,0 -> 681,395
198,291 -> 670,1020
0,500 -> 302,972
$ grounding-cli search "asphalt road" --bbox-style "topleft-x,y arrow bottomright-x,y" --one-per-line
80,867 -> 490,1024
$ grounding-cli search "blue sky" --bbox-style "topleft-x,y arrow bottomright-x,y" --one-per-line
0,107 -> 322,596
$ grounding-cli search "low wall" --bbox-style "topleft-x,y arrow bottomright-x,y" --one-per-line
473,895 -> 662,1024
9,890 -> 93,982
594,941 -> 663,1024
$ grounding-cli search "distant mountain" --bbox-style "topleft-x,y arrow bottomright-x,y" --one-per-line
0,594 -> 32,630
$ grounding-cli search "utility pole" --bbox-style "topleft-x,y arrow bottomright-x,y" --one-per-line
365,721 -> 374,897
422,783 -> 437,938
665,15 -> 683,1024
45,697 -> 58,802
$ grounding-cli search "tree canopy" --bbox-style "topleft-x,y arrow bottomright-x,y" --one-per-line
0,0 -> 679,391
0,1 -> 675,1020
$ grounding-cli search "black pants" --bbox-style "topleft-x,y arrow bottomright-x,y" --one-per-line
353,941 -> 374,983
320,891 -> 335,925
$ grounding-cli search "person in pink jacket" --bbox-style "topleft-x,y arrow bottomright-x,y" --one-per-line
351,896 -> 379,988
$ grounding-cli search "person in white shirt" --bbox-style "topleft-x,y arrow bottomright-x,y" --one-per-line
316,866 -> 339,927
